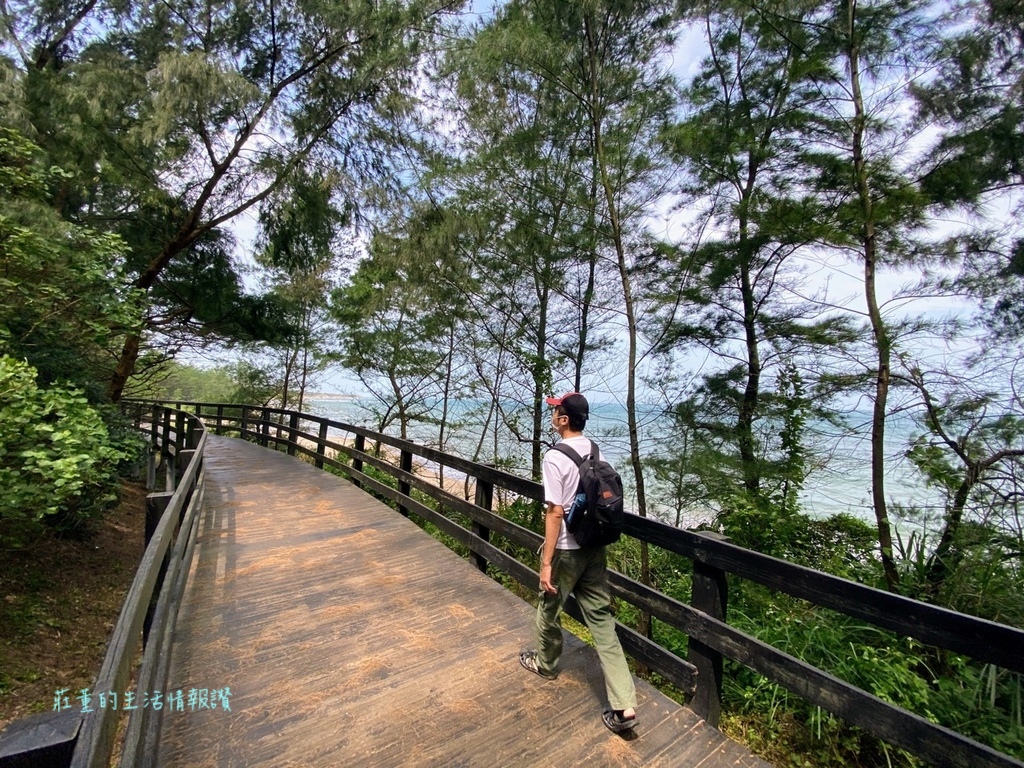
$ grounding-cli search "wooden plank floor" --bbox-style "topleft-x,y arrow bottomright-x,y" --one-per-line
155,436 -> 772,768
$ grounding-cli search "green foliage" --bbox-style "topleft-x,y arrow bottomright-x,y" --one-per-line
330,211 -> 470,438
717,499 -> 881,581
147,361 -> 237,404
0,357 -> 131,547
894,520 -> 1024,629
724,584 -> 1024,766
0,128 -> 142,396
914,0 -> 1024,339
225,360 -> 282,407
253,166 -> 346,409
928,659 -> 1024,759
647,336 -> 835,531
2,0 -> 448,400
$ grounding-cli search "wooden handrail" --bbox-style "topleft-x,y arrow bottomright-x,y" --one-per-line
140,400 -> 1024,768
70,404 -> 206,768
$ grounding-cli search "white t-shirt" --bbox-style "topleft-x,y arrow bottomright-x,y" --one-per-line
542,435 -> 599,551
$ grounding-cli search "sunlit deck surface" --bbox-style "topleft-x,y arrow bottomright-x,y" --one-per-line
156,436 -> 772,767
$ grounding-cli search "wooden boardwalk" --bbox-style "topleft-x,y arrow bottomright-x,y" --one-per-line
155,436 -> 772,767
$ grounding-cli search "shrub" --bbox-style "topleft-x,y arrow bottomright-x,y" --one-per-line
0,357 -> 129,546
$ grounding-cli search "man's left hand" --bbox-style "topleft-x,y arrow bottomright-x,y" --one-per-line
539,563 -> 557,595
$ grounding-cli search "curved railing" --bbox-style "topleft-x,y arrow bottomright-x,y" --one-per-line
67,404 -> 207,768
146,401 -> 1023,768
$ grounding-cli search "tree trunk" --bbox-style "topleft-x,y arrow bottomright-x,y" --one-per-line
574,162 -> 600,393
109,333 -> 141,402
532,282 -> 550,483
438,322 -> 457,489
848,0 -> 900,592
584,12 -> 651,643
736,188 -> 762,498
281,347 -> 297,410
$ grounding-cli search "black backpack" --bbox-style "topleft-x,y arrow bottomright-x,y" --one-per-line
552,440 -> 624,548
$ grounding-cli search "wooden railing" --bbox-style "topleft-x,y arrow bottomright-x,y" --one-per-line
155,400 -> 1023,768
74,404 -> 207,768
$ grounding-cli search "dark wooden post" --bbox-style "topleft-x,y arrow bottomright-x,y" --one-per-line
184,414 -> 195,449
352,434 -> 365,488
288,412 -> 299,456
315,421 -> 329,469
688,533 -> 729,727
240,406 -> 249,440
471,472 -> 494,573
149,406 -> 161,492
165,454 -> 176,493
146,448 -> 158,491
143,492 -> 173,644
174,409 -> 184,454
259,408 -> 270,447
216,405 -> 225,436
176,449 -> 195,493
161,407 -> 172,452
171,411 -> 183,466
397,449 -> 413,517
144,493 -> 172,545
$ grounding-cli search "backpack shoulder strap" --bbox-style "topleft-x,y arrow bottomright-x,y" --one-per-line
551,443 -> 583,466
589,440 -> 600,461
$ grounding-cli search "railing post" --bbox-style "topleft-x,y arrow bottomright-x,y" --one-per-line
146,447 -> 158,491
471,472 -> 494,573
398,448 -> 413,517
160,406 -> 171,450
144,493 -> 172,547
176,449 -> 195,491
315,421 -> 329,469
165,454 -> 176,493
288,412 -> 299,456
216,405 -> 225,436
174,409 -> 185,455
689,533 -> 729,727
240,406 -> 249,440
143,492 -> 174,644
150,404 -> 158,442
259,407 -> 270,447
352,434 -> 365,488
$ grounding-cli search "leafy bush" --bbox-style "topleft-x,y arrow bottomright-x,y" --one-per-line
0,357 -> 129,546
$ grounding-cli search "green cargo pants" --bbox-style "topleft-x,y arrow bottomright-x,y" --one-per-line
534,546 -> 637,712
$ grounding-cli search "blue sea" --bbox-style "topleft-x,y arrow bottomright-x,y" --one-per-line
304,397 -> 937,532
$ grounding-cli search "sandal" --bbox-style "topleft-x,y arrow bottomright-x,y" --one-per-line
602,709 -> 638,733
519,650 -> 557,680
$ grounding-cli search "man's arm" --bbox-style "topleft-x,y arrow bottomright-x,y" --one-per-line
539,502 -> 563,595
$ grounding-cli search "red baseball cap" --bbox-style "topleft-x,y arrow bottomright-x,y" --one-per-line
545,391 -> 590,419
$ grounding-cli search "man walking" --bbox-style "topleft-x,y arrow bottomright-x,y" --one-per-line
519,391 -> 638,733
